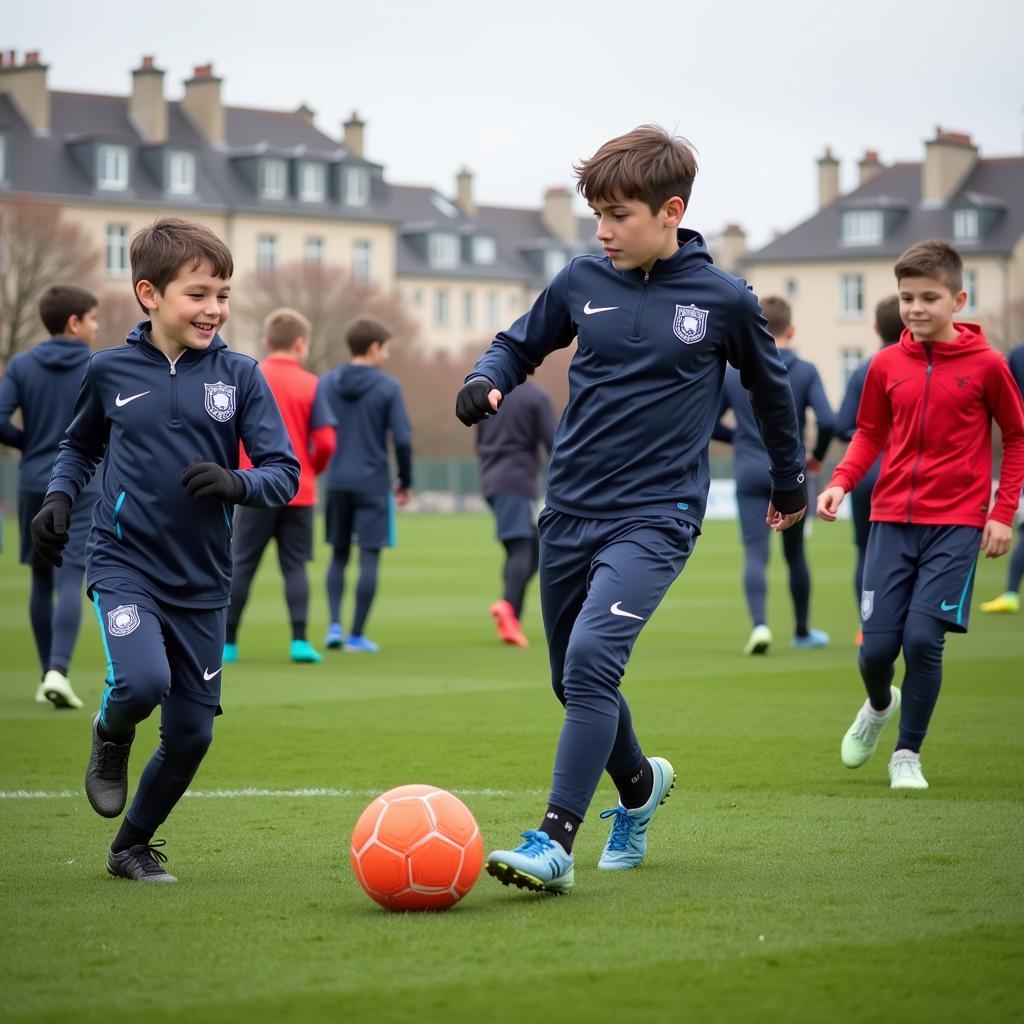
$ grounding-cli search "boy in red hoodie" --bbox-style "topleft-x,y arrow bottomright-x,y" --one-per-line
818,240 -> 1024,790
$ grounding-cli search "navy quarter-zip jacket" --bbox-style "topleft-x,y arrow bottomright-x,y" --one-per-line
48,322 -> 300,608
469,229 -> 804,528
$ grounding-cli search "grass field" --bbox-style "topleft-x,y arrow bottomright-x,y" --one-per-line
1,512 -> 1022,1023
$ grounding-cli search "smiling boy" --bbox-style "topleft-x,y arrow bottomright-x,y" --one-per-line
32,217 -> 299,881
455,125 -> 806,894
818,240 -> 1024,789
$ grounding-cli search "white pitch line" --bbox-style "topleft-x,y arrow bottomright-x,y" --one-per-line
0,787 -> 541,800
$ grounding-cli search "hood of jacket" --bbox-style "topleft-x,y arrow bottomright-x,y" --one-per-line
898,322 -> 991,360
31,337 -> 91,371
336,364 -> 385,401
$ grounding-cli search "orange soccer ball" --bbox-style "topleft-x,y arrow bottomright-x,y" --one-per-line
350,784 -> 484,911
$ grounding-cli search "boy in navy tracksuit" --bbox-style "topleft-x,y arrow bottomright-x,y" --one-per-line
819,240 -> 1024,789
32,217 -> 299,881
714,295 -> 834,654
321,318 -> 412,653
0,285 -> 101,709
455,125 -> 806,893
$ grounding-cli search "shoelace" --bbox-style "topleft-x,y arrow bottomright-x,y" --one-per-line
514,830 -> 556,856
852,711 -> 885,743
599,806 -> 633,852
132,840 -> 169,874
97,737 -> 132,781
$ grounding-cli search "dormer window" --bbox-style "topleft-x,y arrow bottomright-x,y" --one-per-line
260,158 -> 288,200
343,166 -> 370,207
429,232 -> 459,269
953,208 -> 979,242
841,210 -> 883,246
544,249 -> 566,280
97,144 -> 130,191
167,151 -> 196,195
472,236 -> 496,265
299,161 -> 326,203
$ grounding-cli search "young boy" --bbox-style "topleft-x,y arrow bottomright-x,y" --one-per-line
0,285 -> 102,709
320,318 -> 412,653
455,125 -> 806,893
476,370 -> 556,647
32,217 -> 299,881
223,308 -> 336,664
713,295 -> 834,654
835,295 -> 904,636
818,240 -> 1024,789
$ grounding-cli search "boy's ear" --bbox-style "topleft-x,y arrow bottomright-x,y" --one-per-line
952,289 -> 968,313
662,196 -> 685,227
135,279 -> 160,312
64,314 -> 81,336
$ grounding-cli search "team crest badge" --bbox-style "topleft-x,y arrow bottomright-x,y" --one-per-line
107,604 -> 141,637
673,304 -> 709,344
204,381 -> 236,422
860,590 -> 874,622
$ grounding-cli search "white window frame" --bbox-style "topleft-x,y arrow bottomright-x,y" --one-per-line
257,234 -> 277,274
299,161 -> 326,203
343,165 -> 370,207
260,158 -> 287,200
97,144 -> 130,191
167,151 -> 196,196
841,210 -> 884,246
304,236 -> 324,266
840,346 -> 865,387
839,273 -> 864,319
352,239 -> 372,283
429,233 -> 459,270
487,290 -> 500,328
105,223 -> 130,278
963,268 -> 978,314
953,208 -> 979,242
472,236 -> 496,265
434,288 -> 450,327
544,249 -> 565,280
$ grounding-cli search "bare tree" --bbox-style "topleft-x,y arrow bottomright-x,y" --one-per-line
0,199 -> 101,365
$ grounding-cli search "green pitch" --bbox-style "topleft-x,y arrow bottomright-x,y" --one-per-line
1,514 -> 1022,1023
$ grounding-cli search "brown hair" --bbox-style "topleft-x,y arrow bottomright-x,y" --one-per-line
874,295 -> 903,345
894,239 -> 962,292
38,284 -> 98,336
130,217 -> 233,309
346,317 -> 391,357
760,295 -> 792,337
264,307 -> 312,351
574,125 -> 698,213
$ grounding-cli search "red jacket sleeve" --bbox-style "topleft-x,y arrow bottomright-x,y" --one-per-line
309,424 -> 336,476
986,357 -> 1024,525
828,358 -> 890,493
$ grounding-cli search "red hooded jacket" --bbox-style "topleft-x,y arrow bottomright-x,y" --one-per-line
829,323 -> 1024,528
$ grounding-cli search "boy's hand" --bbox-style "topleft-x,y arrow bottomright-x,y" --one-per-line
456,379 -> 502,425
765,479 -> 807,531
30,492 -> 72,567
393,484 -> 412,507
980,519 -> 1013,558
181,462 -> 245,502
765,503 -> 806,532
817,485 -> 846,522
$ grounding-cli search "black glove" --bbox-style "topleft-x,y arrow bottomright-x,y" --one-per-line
31,492 -> 72,567
770,475 -> 808,515
455,378 -> 497,426
181,462 -> 246,502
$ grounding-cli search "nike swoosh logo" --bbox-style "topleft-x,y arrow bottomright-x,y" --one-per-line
115,391 -> 150,407
939,600 -> 958,612
610,601 -> 644,620
203,667 -> 222,680
583,301 -> 619,315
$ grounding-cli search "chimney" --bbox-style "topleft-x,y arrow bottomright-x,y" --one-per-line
130,55 -> 167,144
858,149 -> 884,187
718,223 -> 748,274
817,147 -> 840,209
456,167 -> 475,218
182,63 -> 224,144
343,111 -> 365,158
922,127 -> 978,205
0,49 -> 49,133
295,103 -> 315,127
542,186 -> 577,245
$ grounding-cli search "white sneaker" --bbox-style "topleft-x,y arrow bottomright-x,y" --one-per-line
35,680 -> 48,704
841,687 -> 901,768
744,624 -> 772,655
41,670 -> 84,710
889,750 -> 929,790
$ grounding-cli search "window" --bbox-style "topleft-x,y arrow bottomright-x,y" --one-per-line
260,158 -> 287,200
472,236 -> 496,265
97,144 -> 130,191
840,347 -> 865,387
463,290 -> 475,328
167,151 -> 195,195
299,162 -> 326,203
544,249 -> 565,280
0,134 -> 7,183
430,194 -> 459,219
839,273 -> 864,318
304,236 -> 324,266
434,288 -> 450,327
343,166 -> 370,207
487,290 -> 500,327
413,289 -> 423,307
352,239 -> 372,284
106,224 -> 129,277
784,277 -> 798,298
257,234 -> 277,274
953,208 -> 979,242
963,269 -> 978,313
429,233 -> 459,269
841,210 -> 884,245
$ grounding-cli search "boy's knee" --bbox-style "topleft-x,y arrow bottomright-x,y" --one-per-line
165,713 -> 214,765
858,631 -> 901,671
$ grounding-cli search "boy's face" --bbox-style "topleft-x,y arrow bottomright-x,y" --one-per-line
138,261 -> 231,352
67,307 -> 99,344
590,195 -> 684,273
898,275 -> 966,342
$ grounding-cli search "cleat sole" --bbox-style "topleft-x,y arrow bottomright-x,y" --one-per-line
485,860 -> 569,894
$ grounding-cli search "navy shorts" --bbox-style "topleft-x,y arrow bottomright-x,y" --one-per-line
487,494 -> 537,542
861,522 -> 981,634
324,489 -> 394,550
19,489 -> 94,571
233,504 -> 314,566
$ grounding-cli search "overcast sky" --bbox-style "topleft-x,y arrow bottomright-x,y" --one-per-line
6,0 -> 1023,248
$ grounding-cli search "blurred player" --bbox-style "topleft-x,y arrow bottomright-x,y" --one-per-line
476,370 -> 556,647
714,295 -> 834,653
819,240 -> 1024,789
0,285 -> 102,708
223,308 -> 336,664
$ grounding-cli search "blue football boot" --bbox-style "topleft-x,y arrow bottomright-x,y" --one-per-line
597,756 -> 676,871
486,830 -> 574,893
344,634 -> 379,653
325,623 -> 345,649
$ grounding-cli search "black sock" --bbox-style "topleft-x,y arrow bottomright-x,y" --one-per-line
225,623 -> 238,645
538,805 -> 582,853
612,758 -> 654,810
111,818 -> 152,853
291,621 -> 306,643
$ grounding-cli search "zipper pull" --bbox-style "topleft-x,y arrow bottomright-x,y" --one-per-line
170,363 -> 176,376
